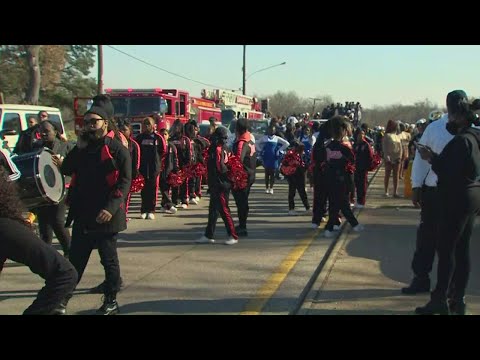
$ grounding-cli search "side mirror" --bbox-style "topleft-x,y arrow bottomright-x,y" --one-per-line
0,129 -> 17,140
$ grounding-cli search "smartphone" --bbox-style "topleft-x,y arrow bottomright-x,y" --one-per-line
414,141 -> 427,150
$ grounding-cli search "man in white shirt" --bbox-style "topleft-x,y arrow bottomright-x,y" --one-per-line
402,114 -> 454,294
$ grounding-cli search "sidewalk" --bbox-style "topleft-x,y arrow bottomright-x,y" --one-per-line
300,167 -> 480,315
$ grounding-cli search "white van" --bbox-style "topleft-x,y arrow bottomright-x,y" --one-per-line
0,104 -> 66,152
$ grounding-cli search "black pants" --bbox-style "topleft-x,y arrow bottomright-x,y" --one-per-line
160,176 -> 174,210
288,171 -> 309,210
0,219 -> 77,315
140,174 -> 159,213
35,199 -> 71,256
325,183 -> 358,231
354,169 -> 368,205
265,168 -> 275,189
69,224 -> 121,296
411,186 -> 439,279
432,188 -> 480,301
312,171 -> 327,225
205,189 -> 237,240
233,185 -> 251,230
188,176 -> 198,200
195,176 -> 203,198
172,179 -> 189,205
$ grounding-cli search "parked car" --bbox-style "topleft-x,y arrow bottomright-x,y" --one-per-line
0,104 -> 66,152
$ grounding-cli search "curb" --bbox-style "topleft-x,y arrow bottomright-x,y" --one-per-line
293,164 -> 383,315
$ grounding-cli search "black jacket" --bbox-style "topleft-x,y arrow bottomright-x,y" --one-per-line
353,138 -> 373,171
135,132 -> 165,178
207,143 -> 230,191
432,127 -> 480,194
232,132 -> 256,186
61,136 -> 132,233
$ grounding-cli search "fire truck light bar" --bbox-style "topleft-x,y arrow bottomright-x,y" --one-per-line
105,88 -> 164,94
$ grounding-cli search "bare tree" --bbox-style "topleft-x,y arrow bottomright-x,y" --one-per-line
24,45 -> 41,105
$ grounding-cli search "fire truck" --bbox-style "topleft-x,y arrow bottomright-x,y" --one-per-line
201,89 -> 265,126
189,96 -> 221,124
74,88 -> 190,136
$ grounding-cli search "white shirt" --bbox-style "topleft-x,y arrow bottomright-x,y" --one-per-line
287,116 -> 298,126
411,114 -> 454,188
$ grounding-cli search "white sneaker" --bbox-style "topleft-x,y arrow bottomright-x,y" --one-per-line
384,192 -> 390,198
180,204 -> 188,209
195,196 -> 200,202
141,213 -> 147,219
324,230 -> 334,238
311,223 -> 320,229
265,189 -> 270,194
165,206 -> 178,214
270,188 -> 274,194
353,224 -> 365,232
333,225 -> 341,231
158,208 -> 167,213
195,235 -> 215,244
350,203 -> 355,208
355,203 -> 365,209
321,217 -> 327,223
224,238 -> 238,245
288,210 -> 297,216
189,198 -> 199,205
147,213 -> 155,220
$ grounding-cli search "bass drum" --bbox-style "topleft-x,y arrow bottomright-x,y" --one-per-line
11,148 -> 66,209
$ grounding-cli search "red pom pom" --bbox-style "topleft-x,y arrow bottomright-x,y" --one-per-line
167,170 -> 185,187
130,174 -> 145,193
226,155 -> 248,191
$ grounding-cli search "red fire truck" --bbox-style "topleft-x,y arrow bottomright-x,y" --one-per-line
189,97 -> 221,124
73,88 -> 190,136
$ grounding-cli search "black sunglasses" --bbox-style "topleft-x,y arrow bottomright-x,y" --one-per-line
84,118 -> 104,125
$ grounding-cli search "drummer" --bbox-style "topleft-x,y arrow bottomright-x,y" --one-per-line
32,120 -> 74,258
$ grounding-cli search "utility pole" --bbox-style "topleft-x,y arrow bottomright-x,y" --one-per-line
310,97 -> 322,117
242,45 -> 246,95
97,45 -> 104,94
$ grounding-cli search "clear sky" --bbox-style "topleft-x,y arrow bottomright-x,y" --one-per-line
96,45 -> 480,109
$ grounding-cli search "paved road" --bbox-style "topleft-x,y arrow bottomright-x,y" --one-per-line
1,171 -> 347,315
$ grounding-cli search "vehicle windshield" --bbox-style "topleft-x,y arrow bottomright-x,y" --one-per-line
111,97 -> 161,117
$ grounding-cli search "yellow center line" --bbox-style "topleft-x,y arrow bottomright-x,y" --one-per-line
241,231 -> 318,315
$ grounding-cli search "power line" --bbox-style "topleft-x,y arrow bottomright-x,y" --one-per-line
106,45 -> 233,89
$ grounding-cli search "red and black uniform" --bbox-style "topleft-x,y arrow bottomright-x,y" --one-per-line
353,137 -> 374,206
192,135 -> 210,199
204,143 -> 238,240
125,136 -> 141,215
232,132 -> 256,231
61,134 -> 131,297
286,151 -> 310,211
170,134 -> 193,206
135,132 -> 165,214
13,124 -> 42,154
311,131 -> 329,225
324,140 -> 359,232
160,140 -> 179,210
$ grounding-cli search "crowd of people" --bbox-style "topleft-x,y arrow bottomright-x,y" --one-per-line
1,90 -> 480,316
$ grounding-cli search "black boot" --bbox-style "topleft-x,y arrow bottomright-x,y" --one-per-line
235,226 -> 248,237
96,294 -> 119,315
401,277 -> 430,295
415,299 -> 449,315
89,277 -> 124,294
448,297 -> 467,315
